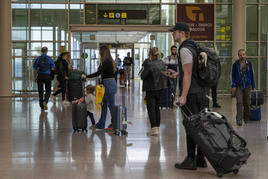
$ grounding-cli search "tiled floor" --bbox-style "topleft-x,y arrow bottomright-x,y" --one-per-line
0,80 -> 268,179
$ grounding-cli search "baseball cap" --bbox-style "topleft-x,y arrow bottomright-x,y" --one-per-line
168,22 -> 190,32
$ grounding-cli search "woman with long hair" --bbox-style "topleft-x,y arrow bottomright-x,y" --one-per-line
87,45 -> 117,130
51,52 -> 69,104
141,47 -> 167,136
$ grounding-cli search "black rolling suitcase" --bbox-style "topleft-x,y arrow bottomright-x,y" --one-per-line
112,105 -> 128,136
181,107 -> 251,177
71,80 -> 87,133
159,87 -> 174,109
72,101 -> 87,133
68,80 -> 83,102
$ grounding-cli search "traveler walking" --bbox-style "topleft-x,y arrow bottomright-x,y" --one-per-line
141,47 -> 167,136
169,22 -> 207,170
123,52 -> 133,86
231,49 -> 255,126
34,47 -> 55,110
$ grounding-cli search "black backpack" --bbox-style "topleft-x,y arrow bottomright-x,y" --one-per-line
196,46 -> 221,87
38,56 -> 49,72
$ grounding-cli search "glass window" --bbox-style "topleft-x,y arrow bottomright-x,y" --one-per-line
261,5 -> 268,41
178,0 -> 214,3
70,0 -> 84,2
246,5 -> 258,41
12,4 -> 28,41
217,58 -> 232,91
30,0 -> 68,2
70,4 -> 84,24
85,0 -> 159,2
216,5 -> 232,41
162,0 -> 176,2
12,57 -> 29,92
216,42 -> 232,56
246,42 -> 258,56
261,42 -> 267,56
149,5 -> 160,25
216,0 -> 232,2
161,5 -> 175,26
12,42 -> 28,57
260,58 -> 267,92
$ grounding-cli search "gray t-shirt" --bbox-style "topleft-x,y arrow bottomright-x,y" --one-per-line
180,47 -> 193,65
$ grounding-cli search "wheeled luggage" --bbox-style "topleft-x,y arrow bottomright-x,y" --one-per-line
181,107 -> 251,177
250,91 -> 264,106
112,105 -> 128,136
159,87 -> 174,109
250,105 -> 261,121
72,101 -> 87,132
68,80 -> 83,102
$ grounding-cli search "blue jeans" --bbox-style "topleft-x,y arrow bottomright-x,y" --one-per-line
95,79 -> 117,129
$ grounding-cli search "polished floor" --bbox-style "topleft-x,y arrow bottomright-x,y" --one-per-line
0,80 -> 268,179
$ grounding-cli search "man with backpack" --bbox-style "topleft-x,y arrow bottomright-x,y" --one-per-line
231,49 -> 255,126
169,22 -> 207,170
34,47 -> 55,110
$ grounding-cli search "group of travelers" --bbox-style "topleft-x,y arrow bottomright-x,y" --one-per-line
33,21 -> 256,173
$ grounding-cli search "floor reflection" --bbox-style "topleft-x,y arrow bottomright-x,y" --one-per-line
0,80 -> 267,178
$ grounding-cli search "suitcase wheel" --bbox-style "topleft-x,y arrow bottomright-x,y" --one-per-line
115,130 -> 120,135
233,169 -> 239,174
216,170 -> 224,178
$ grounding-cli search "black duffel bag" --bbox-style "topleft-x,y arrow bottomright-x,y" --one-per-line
180,107 -> 251,177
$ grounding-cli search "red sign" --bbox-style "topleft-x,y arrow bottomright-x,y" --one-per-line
177,4 -> 214,41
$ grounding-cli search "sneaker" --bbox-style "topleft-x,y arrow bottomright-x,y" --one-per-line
42,102 -> 48,110
90,125 -> 104,131
236,120 -> 242,126
212,103 -> 221,108
147,127 -> 159,136
196,155 -> 207,168
175,157 -> 197,170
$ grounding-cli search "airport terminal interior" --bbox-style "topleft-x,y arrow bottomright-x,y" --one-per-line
1,0 -> 268,178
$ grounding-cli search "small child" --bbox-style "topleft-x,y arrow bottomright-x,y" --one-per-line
85,85 -> 96,126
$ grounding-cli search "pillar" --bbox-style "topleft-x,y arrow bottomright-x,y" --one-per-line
0,0 -> 12,96
232,0 -> 246,62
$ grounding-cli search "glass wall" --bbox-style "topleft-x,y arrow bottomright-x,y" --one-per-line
11,0 -> 268,94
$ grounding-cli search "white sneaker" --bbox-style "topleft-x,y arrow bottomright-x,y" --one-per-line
147,127 -> 159,136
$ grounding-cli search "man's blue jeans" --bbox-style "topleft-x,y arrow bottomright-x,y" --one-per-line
95,79 -> 117,129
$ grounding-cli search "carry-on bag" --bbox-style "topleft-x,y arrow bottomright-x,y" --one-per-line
250,105 -> 261,121
159,87 -> 174,109
68,70 -> 86,80
250,90 -> 264,106
67,80 -> 83,102
72,81 -> 87,133
181,106 -> 251,177
72,100 -> 87,132
112,105 -> 128,136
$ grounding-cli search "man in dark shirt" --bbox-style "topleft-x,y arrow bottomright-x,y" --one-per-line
33,47 -> 55,110
123,52 -> 133,86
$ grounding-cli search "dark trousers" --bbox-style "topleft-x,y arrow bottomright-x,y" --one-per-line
235,87 -> 251,122
37,74 -> 52,108
53,78 -> 67,100
182,92 -> 206,159
205,83 -> 218,107
146,90 -> 161,128
87,111 -> 95,125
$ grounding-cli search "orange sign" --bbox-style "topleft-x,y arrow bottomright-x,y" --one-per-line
177,4 -> 214,41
